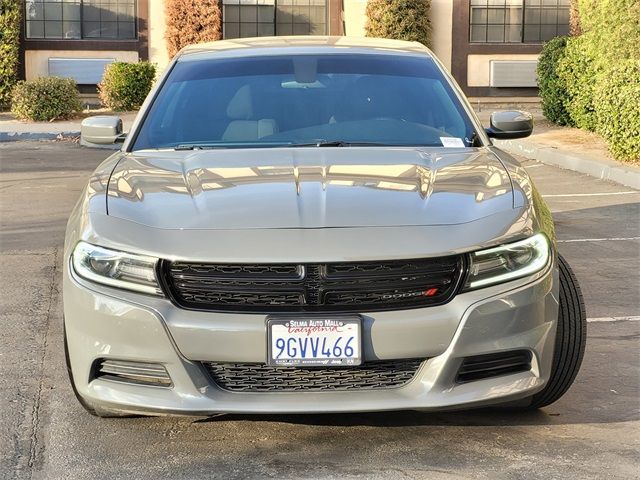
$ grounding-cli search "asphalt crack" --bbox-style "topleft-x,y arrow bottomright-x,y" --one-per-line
27,249 -> 58,476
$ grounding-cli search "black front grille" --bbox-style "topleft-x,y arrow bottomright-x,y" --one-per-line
203,359 -> 425,392
456,350 -> 533,384
161,256 -> 464,313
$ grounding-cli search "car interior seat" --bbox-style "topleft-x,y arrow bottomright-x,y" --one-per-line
222,85 -> 279,141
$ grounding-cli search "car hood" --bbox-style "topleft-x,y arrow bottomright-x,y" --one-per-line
106,147 -> 514,230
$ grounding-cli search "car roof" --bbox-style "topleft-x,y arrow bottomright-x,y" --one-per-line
178,36 -> 432,60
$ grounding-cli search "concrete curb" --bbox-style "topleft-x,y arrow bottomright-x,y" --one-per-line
495,138 -> 640,190
0,131 -> 80,142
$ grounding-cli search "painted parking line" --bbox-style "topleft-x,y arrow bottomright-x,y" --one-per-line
524,163 -> 544,168
544,191 -> 639,198
558,237 -> 640,243
587,316 -> 640,323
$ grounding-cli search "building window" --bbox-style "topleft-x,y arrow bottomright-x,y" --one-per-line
25,0 -> 137,40
470,0 -> 570,43
223,0 -> 276,38
276,0 -> 327,35
222,0 -> 327,39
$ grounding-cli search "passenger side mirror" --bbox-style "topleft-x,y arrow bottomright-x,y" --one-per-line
80,116 -> 127,148
485,111 -> 533,140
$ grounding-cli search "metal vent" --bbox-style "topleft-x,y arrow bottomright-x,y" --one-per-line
203,359 -> 425,392
48,58 -> 115,85
457,350 -> 532,384
94,359 -> 172,387
490,60 -> 538,87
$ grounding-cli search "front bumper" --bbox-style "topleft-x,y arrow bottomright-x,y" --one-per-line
63,261 -> 559,416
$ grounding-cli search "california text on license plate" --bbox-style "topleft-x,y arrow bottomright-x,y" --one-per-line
267,317 -> 362,366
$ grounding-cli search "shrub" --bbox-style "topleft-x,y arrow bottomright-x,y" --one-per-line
539,1 -> 640,161
11,77 -> 81,121
576,0 -> 639,58
165,0 -> 222,59
557,0 -> 640,161
0,0 -> 22,106
98,61 -> 156,111
593,60 -> 640,164
557,36 -> 598,131
537,36 -> 573,126
365,0 -> 432,48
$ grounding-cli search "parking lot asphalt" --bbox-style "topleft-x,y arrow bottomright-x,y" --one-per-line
1,141 -> 639,480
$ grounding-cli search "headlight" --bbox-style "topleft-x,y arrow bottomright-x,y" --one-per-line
464,233 -> 551,290
71,241 -> 162,295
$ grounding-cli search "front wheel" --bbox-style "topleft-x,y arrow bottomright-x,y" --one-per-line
526,254 -> 587,409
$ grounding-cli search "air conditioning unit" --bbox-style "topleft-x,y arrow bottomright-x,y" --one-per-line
490,60 -> 538,88
48,58 -> 115,85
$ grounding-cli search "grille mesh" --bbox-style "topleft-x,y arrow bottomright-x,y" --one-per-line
203,359 -> 425,392
163,256 -> 463,313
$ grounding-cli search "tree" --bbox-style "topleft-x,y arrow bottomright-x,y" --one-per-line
569,0 -> 581,36
0,0 -> 21,106
365,0 -> 432,48
165,0 -> 222,59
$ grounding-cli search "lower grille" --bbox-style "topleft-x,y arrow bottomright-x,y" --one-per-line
456,350 -> 532,384
203,359 -> 425,392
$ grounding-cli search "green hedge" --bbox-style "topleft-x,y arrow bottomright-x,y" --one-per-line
365,0 -> 432,48
0,0 -> 22,106
11,77 -> 82,121
98,61 -> 156,111
539,0 -> 640,163
537,36 -> 573,126
593,60 -> 640,163
557,36 -> 598,131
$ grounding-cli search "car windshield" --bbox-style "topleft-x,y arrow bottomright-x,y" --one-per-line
131,53 -> 477,151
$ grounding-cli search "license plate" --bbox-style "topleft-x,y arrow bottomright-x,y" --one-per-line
267,316 -> 362,367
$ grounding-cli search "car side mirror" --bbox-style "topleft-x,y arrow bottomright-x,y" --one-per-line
485,111 -> 533,140
80,116 -> 127,148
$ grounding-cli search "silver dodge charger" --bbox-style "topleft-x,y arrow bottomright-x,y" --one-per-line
64,37 -> 586,417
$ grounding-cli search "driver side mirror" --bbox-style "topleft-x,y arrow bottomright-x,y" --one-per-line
485,110 -> 533,140
80,116 -> 127,148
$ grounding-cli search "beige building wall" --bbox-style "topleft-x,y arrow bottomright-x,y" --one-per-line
148,0 -> 170,72
429,0 -> 452,71
24,50 -> 139,81
343,0 -> 367,36
467,54 -> 540,87
342,0 -> 452,71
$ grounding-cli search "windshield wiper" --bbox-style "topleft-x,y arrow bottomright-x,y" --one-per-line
174,144 -> 228,150
286,140 -> 396,148
173,141 -> 290,150
173,140 -> 438,150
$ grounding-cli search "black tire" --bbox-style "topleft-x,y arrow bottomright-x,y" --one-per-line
527,254 -> 587,409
